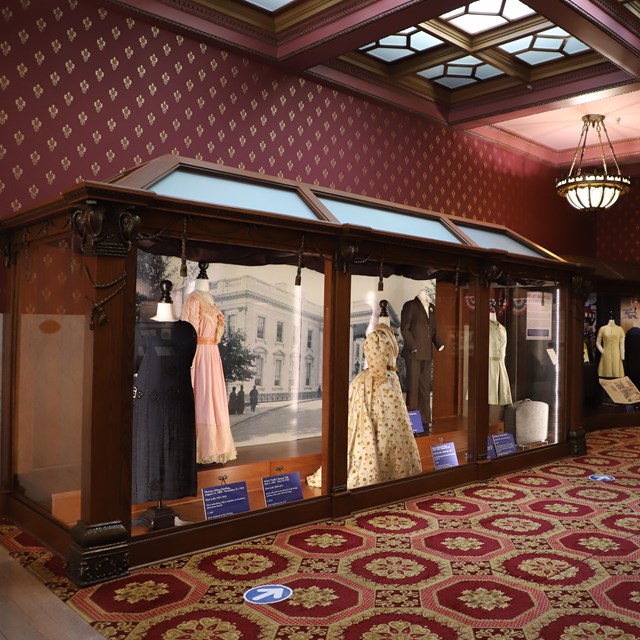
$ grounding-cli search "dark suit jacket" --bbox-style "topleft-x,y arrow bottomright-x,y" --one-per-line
400,297 -> 444,360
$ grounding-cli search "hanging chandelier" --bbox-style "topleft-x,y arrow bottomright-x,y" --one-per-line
555,114 -> 631,211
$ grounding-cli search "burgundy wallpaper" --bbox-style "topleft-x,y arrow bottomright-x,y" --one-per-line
0,0 -> 598,259
595,183 -> 640,264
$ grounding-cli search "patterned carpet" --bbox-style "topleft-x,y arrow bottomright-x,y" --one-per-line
2,427 -> 640,639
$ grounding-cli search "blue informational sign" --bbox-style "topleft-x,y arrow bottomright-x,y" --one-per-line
431,442 -> 459,470
589,474 -> 616,482
243,584 -> 293,604
262,472 -> 304,507
492,432 -> 518,457
486,435 -> 497,459
409,410 -> 425,435
202,481 -> 251,520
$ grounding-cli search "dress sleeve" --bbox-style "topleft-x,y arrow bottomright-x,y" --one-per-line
181,295 -> 200,332
215,311 -> 225,344
364,331 -> 387,383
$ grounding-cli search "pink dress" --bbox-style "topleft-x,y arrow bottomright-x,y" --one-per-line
182,291 -> 237,464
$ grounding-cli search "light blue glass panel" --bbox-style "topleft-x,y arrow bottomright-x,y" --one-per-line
419,65 -> 445,79
449,65 -> 475,76
150,169 -> 319,220
436,76 -> 477,88
542,26 -> 569,37
517,50 -> 564,65
456,224 -> 551,258
564,38 -> 589,54
365,48 -> 414,62
452,55 -> 483,65
410,31 -> 443,50
318,197 -> 463,244
379,34 -> 408,47
242,0 -> 295,9
500,36 -> 532,53
535,37 -> 564,51
476,65 -> 504,79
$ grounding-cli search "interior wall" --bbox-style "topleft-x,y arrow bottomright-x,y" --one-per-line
595,180 -> 640,264
0,1 -> 594,257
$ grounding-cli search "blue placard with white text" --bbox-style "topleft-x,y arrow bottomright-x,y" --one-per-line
202,481 -> 251,520
262,472 -> 304,507
431,442 -> 459,470
409,410 -> 425,435
492,432 -> 518,457
487,435 -> 497,459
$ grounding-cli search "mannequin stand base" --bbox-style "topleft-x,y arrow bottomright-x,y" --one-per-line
140,505 -> 177,531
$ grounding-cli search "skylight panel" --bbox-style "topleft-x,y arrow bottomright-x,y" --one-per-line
240,0 -> 296,10
440,0 -> 535,35
359,27 -> 443,63
418,55 -> 504,88
499,26 -> 591,65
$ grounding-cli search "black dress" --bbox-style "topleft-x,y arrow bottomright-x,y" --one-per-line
132,320 -> 198,504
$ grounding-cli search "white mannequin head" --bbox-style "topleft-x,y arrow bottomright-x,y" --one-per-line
151,280 -> 178,322
418,288 -> 431,304
194,278 -> 209,292
152,302 -> 178,322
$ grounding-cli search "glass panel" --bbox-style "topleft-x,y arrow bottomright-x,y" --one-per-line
486,284 -> 564,453
441,0 -> 535,35
150,169 -> 320,221
455,224 -> 549,258
239,0 -> 296,10
132,253 -> 324,531
13,235 -> 92,524
584,293 -> 640,427
318,196 -> 463,244
436,77 -> 477,89
340,273 -> 473,489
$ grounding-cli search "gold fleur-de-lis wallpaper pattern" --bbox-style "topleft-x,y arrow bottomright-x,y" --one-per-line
0,0 -> 624,263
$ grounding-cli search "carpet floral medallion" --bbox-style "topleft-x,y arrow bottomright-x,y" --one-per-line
2,426 -> 640,639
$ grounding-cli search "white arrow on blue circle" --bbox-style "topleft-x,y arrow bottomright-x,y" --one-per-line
588,474 -> 616,482
243,584 -> 293,604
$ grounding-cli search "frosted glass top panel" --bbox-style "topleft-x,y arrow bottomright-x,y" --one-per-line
318,196 -> 463,244
456,224 -> 549,258
151,169 -> 320,221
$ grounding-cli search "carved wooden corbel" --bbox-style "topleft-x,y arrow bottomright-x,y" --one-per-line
72,200 -> 140,256
336,237 -> 358,273
483,262 -> 503,287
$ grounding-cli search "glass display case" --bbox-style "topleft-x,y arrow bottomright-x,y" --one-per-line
11,234 -> 92,524
583,288 -> 640,429
0,155 -> 586,585
130,255 -> 325,532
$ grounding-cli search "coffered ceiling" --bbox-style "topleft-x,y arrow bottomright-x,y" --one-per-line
107,0 -> 640,168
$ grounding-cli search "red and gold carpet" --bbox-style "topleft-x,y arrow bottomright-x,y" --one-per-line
2,426 -> 640,639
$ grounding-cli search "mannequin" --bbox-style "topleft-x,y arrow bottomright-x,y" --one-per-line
488,310 -> 512,405
132,280 -> 198,528
182,261 -> 237,464
378,299 -> 391,326
400,287 -> 444,426
596,313 -> 625,378
308,323 -> 422,489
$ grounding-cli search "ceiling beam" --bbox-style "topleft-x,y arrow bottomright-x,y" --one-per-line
526,0 -> 640,79
447,64 -> 635,127
276,0 -> 466,71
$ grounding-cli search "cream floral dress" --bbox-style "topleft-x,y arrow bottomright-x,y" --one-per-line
308,324 -> 422,489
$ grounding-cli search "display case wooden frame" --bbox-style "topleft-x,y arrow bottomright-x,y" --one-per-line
0,156 -> 588,586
